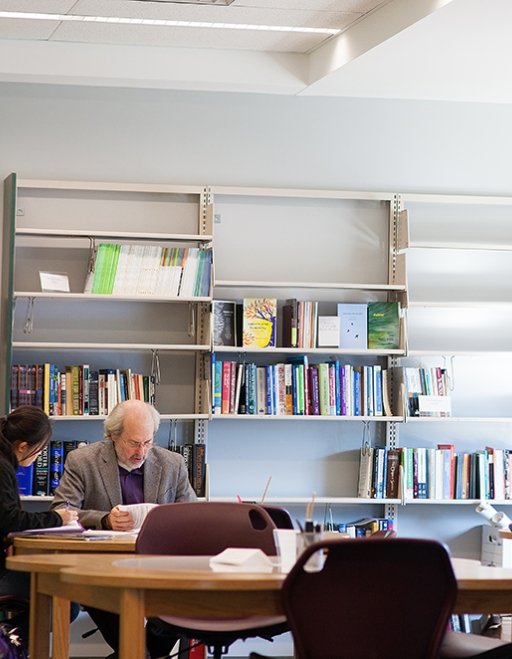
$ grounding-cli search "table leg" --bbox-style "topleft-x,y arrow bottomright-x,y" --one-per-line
29,573 -> 51,659
119,589 -> 146,659
51,596 -> 70,659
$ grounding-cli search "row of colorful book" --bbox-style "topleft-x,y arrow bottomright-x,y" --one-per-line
213,298 -> 400,350
358,444 -> 512,501
10,363 -> 155,416
338,516 -> 394,538
401,366 -> 451,417
212,357 -> 393,417
169,443 -> 206,498
84,243 -> 212,297
16,440 -> 88,497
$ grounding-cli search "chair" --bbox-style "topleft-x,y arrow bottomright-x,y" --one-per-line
135,502 -> 288,659
260,505 -> 294,530
440,629 -> 512,658
251,537 -> 458,659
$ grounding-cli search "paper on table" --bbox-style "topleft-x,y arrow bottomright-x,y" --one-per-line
209,548 -> 274,573
82,529 -> 139,537
117,502 -> 159,529
13,520 -> 84,535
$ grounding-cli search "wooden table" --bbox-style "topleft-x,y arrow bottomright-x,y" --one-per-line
6,553 -> 285,659
12,533 -> 136,555
452,557 -> 512,614
8,554 -> 512,659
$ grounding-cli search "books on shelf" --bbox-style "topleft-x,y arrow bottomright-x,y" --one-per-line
211,357 -> 393,417
338,516 -> 393,538
84,242 -> 212,297
357,444 -> 512,501
242,298 -> 277,349
17,440 -> 88,496
10,363 -> 156,416
169,443 -> 206,497
400,366 -> 451,417
367,301 -> 400,349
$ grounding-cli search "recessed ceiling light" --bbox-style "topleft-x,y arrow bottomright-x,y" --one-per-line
0,11 -> 340,35
140,0 -> 236,4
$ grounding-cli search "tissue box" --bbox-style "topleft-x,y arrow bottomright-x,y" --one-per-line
481,526 -> 512,567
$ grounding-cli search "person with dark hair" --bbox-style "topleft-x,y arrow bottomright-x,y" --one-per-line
0,405 -> 78,650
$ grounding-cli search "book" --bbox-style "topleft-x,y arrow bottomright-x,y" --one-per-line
213,301 -> 237,347
385,449 -> 400,499
317,316 -> 339,348
16,464 -> 34,496
367,301 -> 400,349
33,445 -> 49,496
242,298 -> 277,348
357,446 -> 374,499
49,440 -> 65,494
192,444 -> 206,497
337,303 -> 367,349
281,299 -> 298,348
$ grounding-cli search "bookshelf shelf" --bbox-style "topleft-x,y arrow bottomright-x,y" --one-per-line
15,228 -> 213,242
215,280 -> 406,292
12,342 -> 211,352
39,413 -> 210,421
213,346 -> 405,357
211,414 -> 403,422
14,292 -> 212,303
2,174 -> 213,469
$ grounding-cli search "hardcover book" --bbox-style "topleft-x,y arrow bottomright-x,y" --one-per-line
242,298 -> 277,349
367,301 -> 400,349
33,445 -> 49,496
337,303 -> 367,349
16,464 -> 34,496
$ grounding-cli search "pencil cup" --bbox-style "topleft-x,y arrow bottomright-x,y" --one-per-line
296,530 -> 325,572
273,529 -> 299,573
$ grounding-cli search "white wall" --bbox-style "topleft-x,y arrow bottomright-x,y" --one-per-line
1,82 -> 512,195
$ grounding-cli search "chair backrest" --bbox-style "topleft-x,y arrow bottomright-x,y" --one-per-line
260,505 -> 294,529
136,502 -> 277,556
283,537 -> 457,659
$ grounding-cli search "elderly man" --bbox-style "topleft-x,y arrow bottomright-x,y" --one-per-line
51,399 -> 197,658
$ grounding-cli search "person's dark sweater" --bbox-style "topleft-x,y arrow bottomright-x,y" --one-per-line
0,454 -> 61,570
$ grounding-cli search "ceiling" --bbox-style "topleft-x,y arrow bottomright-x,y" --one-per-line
0,0 -> 511,103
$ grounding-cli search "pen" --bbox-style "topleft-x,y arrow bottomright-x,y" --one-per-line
260,476 -> 272,503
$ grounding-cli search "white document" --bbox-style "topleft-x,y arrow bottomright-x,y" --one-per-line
209,548 -> 274,572
15,520 -> 84,535
117,502 -> 159,529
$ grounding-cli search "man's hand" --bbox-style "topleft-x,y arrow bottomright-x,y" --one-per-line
107,506 -> 135,531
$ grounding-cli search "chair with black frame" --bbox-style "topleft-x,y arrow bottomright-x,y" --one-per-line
135,501 -> 289,659
251,537 -> 459,659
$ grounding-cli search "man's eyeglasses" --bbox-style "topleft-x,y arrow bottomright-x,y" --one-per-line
122,438 -> 154,450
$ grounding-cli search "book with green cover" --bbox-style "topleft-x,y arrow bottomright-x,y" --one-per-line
367,302 -> 400,349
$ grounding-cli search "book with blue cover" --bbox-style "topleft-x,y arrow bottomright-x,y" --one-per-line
338,303 -> 367,349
